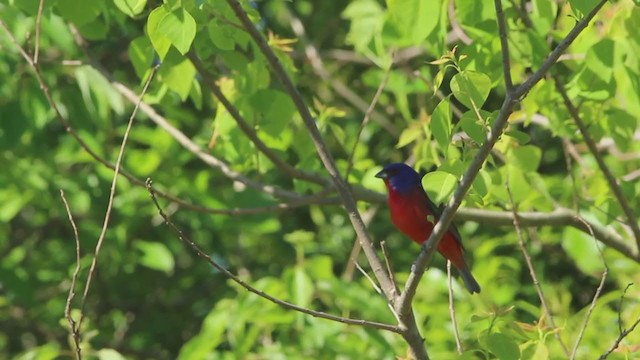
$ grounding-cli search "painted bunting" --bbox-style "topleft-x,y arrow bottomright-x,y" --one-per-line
376,163 -> 481,294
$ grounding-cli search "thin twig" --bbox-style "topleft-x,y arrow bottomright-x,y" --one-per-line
145,179 -> 399,333
554,77 -> 640,251
345,67 -> 391,181
187,52 -> 329,186
224,2 -> 424,356
60,190 -> 83,360
34,0 -> 45,64
599,316 -> 640,359
78,65 -> 159,329
380,241 -> 398,295
448,0 -> 473,45
447,260 -> 463,354
570,216 -> 608,359
506,180 -> 570,356
571,271 -> 608,359
287,9 -> 399,136
396,0 -> 608,317
224,0 -> 396,304
618,283 -> 634,335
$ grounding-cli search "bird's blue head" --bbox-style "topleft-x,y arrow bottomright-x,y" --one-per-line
375,163 -> 422,193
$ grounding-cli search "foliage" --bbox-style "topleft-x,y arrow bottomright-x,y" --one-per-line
1,0 -> 640,358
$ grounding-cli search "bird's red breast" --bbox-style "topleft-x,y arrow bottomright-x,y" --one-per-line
385,182 -> 466,270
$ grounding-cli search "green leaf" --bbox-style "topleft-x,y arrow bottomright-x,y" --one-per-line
159,55 -> 196,100
562,227 -> 606,274
472,169 -> 491,197
450,70 -> 492,109
505,129 -> 531,144
290,266 -> 313,308
486,332 -> 520,360
342,0 -> 384,52
606,108 -> 637,151
147,6 -> 196,59
568,0 -> 600,17
249,89 -> 296,137
127,36 -> 154,79
386,0 -> 440,44
396,126 -> 423,148
506,165 -> 531,203
422,171 -> 458,204
114,0 -> 146,17
97,348 -> 127,360
585,39 -> 616,83
459,111 -> 486,144
431,98 -> 452,151
508,145 -> 542,172
135,240 -> 175,274
208,20 -> 235,51
56,0 -> 103,27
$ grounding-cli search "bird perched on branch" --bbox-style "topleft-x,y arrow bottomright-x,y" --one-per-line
376,163 -> 480,294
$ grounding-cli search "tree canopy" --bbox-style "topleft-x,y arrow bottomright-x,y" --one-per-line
1,0 -> 640,359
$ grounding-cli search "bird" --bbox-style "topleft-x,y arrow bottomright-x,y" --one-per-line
375,163 -> 481,294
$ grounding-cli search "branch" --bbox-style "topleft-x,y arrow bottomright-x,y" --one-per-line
286,9 -> 400,136
447,261 -> 463,354
553,77 -> 640,251
571,269 -> 608,359
223,1 -> 427,357
224,0 -> 396,305
78,65 -> 159,329
33,0 -> 45,64
507,180 -> 570,356
396,0 -> 609,318
145,179 -> 400,333
187,52 -> 330,186
599,316 -> 640,359
60,190 -> 82,360
345,66 -> 391,181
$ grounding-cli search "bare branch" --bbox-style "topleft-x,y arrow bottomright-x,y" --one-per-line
553,77 -> 640,250
78,65 -> 159,329
60,190 -> 83,360
224,2 -> 426,357
396,0 -> 609,317
145,179 -> 400,333
287,9 -> 400,136
110,80 -> 303,201
515,0 -> 607,99
447,261 -> 463,354
345,66 -> 390,181
187,52 -> 329,186
34,0 -> 45,64
224,0 -> 396,304
507,180 -> 570,356
571,270 -> 608,359
599,316 -> 640,359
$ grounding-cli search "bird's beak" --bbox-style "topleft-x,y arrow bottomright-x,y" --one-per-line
375,169 -> 388,179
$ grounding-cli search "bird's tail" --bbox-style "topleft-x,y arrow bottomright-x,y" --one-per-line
459,265 -> 481,294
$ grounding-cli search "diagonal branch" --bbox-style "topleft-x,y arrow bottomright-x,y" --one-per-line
223,0 -> 395,303
396,0 -> 609,317
78,65 -> 159,329
286,10 -> 399,137
145,179 -> 400,333
187,52 -> 330,186
223,1 -> 429,358
60,190 -> 83,360
553,77 -> 640,251
506,180 -> 570,356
